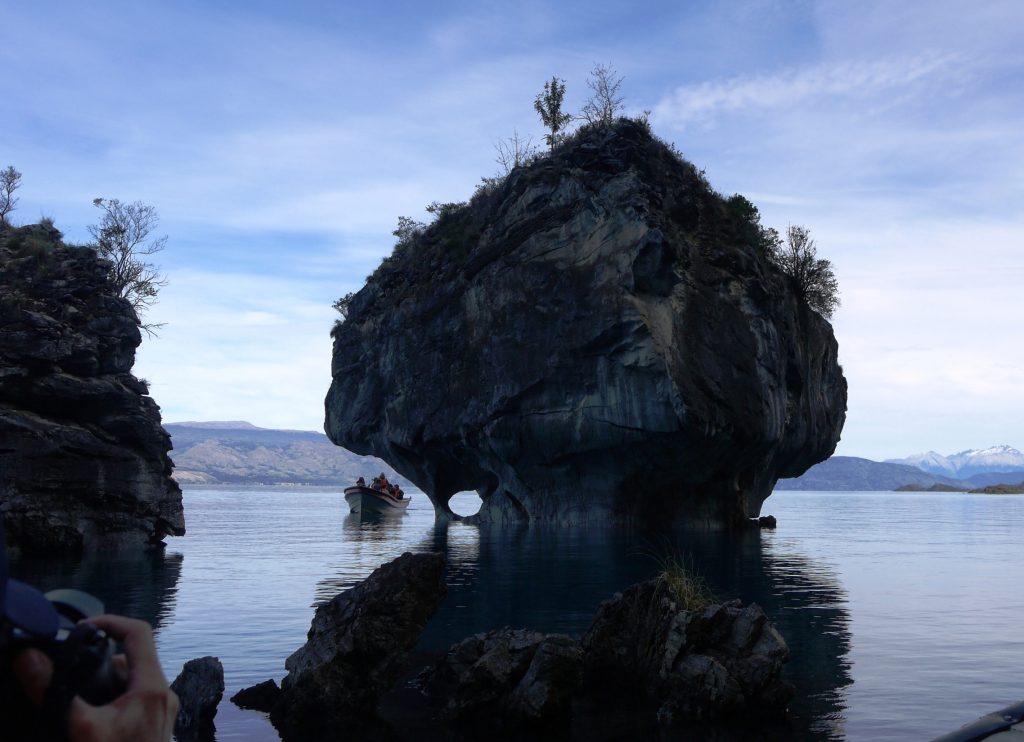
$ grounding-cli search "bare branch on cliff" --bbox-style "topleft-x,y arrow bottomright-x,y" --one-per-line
88,197 -> 168,336
0,166 -> 22,225
581,63 -> 625,127
495,129 -> 540,175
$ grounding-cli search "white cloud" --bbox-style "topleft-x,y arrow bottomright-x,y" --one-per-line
133,269 -> 339,430
826,216 -> 1024,459
653,54 -> 960,126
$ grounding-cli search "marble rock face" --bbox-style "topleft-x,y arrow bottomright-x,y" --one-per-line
326,120 -> 847,525
0,222 -> 184,552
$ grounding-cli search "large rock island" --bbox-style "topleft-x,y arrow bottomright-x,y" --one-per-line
326,119 -> 847,525
0,221 -> 184,551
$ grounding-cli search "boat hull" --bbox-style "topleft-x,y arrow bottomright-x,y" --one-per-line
344,486 -> 411,514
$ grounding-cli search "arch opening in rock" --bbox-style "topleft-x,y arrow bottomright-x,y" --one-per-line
448,491 -> 483,518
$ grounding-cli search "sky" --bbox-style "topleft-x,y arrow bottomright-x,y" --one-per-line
2,0 -> 1021,461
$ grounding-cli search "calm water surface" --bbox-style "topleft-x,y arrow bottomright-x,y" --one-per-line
10,489 -> 1024,740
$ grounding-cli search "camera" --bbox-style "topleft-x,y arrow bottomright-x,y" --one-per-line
2,521 -> 126,739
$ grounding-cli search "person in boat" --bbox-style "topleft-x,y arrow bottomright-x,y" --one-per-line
356,476 -> 366,488
370,476 -> 382,491
378,472 -> 390,491
387,483 -> 397,498
394,485 -> 404,500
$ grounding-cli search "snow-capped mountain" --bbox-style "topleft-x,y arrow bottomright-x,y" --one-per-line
886,445 -> 1024,479
885,451 -> 958,476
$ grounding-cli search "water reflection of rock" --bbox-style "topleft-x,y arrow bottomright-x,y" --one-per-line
7,547 -> 183,631
314,515 -> 482,607
411,523 -> 851,741
312,514 -> 407,604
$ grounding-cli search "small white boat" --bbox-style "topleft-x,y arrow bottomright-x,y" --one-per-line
344,485 -> 411,514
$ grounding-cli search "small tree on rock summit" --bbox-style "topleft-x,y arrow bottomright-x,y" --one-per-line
581,63 -> 625,126
772,225 -> 840,319
88,197 -> 168,335
0,166 -> 22,225
534,76 -> 573,150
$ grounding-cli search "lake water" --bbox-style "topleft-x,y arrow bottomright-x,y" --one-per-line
9,489 -> 1024,740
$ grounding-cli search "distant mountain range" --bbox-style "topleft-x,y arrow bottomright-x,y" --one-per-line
884,445 -> 1024,479
774,457 -> 957,491
778,446 -> 1024,491
166,422 -> 397,486
167,422 -> 1023,492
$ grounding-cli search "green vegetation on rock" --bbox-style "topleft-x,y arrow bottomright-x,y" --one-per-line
659,554 -> 715,611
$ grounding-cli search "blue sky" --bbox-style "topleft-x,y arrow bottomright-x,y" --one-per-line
3,1 -> 1021,460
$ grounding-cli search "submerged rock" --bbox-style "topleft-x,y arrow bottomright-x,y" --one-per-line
325,119 -> 846,526
582,576 -> 792,725
171,656 -> 225,741
0,222 -> 184,551
270,551 -> 447,738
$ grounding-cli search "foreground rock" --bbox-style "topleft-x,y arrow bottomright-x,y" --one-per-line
230,679 -> 281,712
0,222 -> 184,551
259,551 -> 793,738
583,576 -> 792,725
170,656 -> 225,741
326,119 -> 846,526
419,628 -> 583,728
269,551 -> 447,738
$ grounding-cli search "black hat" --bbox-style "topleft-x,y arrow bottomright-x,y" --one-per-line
0,517 -> 59,638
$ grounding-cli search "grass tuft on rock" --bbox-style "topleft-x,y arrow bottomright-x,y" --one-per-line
659,554 -> 715,611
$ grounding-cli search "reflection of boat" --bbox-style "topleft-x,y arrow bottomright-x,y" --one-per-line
344,486 -> 411,514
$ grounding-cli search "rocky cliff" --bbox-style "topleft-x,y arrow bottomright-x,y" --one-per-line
326,120 -> 847,525
0,221 -> 184,551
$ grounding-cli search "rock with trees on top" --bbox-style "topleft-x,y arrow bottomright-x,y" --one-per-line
0,218 -> 183,552
325,114 -> 847,527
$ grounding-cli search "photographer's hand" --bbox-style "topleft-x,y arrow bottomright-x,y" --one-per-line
13,615 -> 178,742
